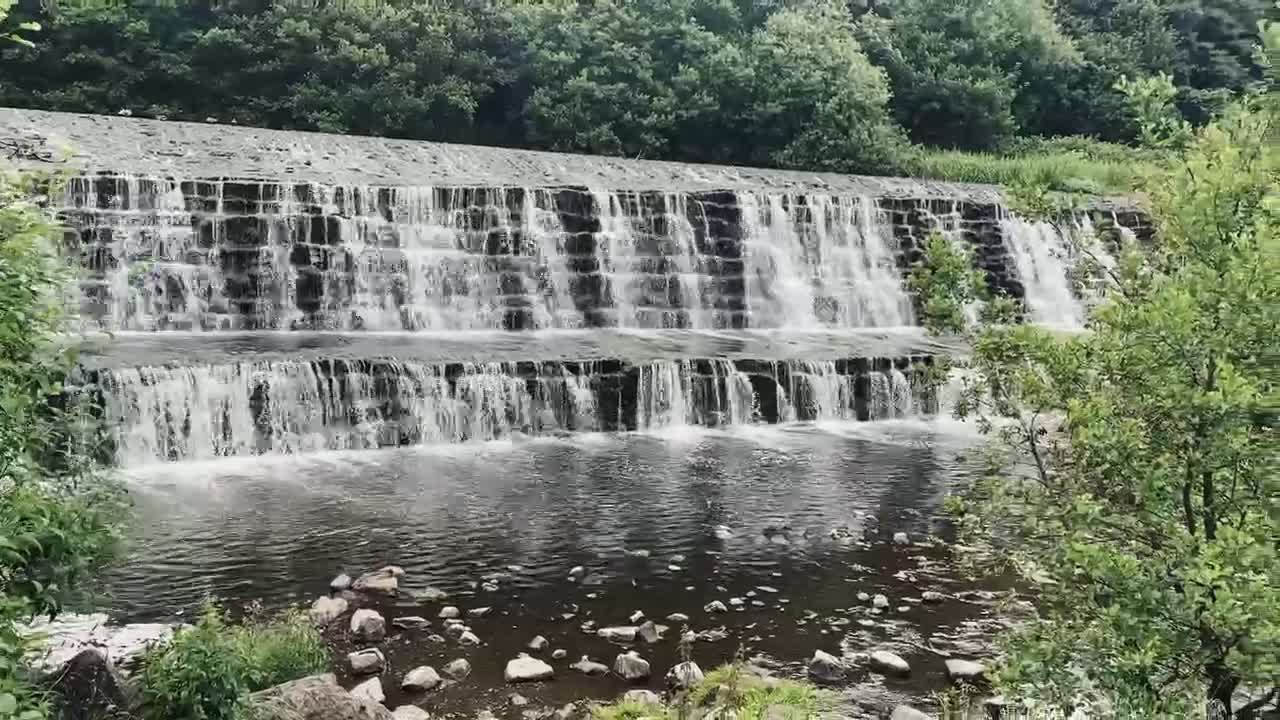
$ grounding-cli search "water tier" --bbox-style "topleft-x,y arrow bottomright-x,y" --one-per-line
93,357 -> 932,467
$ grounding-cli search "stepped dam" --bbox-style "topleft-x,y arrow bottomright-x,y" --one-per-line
3,109 -> 1144,716
4,109 -> 1144,467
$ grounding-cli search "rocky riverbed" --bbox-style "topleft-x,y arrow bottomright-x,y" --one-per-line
73,423 -> 1024,718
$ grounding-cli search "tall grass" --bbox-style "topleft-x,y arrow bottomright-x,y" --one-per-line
592,662 -> 827,719
900,137 -> 1166,194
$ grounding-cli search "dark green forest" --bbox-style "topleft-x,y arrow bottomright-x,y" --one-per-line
0,0 -> 1273,177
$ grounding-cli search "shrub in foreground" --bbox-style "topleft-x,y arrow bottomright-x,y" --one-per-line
592,663 -> 827,720
137,602 -> 328,720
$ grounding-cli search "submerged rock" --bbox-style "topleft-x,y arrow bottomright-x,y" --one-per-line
568,566 -> 587,580
350,609 -> 386,642
869,650 -> 911,677
250,674 -> 394,720
613,651 -> 651,682
351,677 -> 386,705
443,658 -> 472,680
504,654 -> 555,683
570,656 -> 609,676
354,566 -> 404,594
347,648 -> 385,675
401,666 -> 442,692
666,660 -> 704,689
944,658 -> 986,684
310,596 -> 348,626
413,587 -> 449,602
807,650 -> 845,682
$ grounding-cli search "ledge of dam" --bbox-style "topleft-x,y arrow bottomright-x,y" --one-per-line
0,108 -> 1007,199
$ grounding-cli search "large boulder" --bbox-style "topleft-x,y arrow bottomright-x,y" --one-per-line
401,666 -> 442,692
613,651 -> 651,682
353,566 -> 404,594
48,649 -> 132,720
807,650 -> 845,682
348,649 -> 386,675
24,613 -> 174,676
665,660 -> 704,689
351,609 -> 386,642
504,654 -> 555,683
250,674 -> 394,720
311,596 -> 349,626
868,650 -> 910,677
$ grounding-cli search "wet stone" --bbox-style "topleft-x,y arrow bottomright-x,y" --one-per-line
391,616 -> 431,631
570,656 -> 609,676
869,650 -> 911,677
401,666 -> 442,692
348,648 -> 385,675
808,650 -> 845,682
666,660 -> 704,689
414,587 -> 449,602
504,654 -> 555,683
704,600 -> 728,613
637,621 -> 661,644
552,649 -> 567,660
393,707 -> 430,720
438,606 -> 461,619
350,609 -> 386,642
613,651 -> 651,682
354,566 -> 403,594
443,658 -> 472,680
468,607 -> 492,618
330,574 -> 352,591
310,596 -> 348,626
945,658 -> 986,684
527,635 -> 548,651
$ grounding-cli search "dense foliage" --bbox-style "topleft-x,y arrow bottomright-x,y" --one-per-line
911,24 -> 1279,718
136,602 -> 328,720
0,0 -> 1273,174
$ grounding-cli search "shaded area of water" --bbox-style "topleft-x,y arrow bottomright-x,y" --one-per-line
104,422 -> 1009,717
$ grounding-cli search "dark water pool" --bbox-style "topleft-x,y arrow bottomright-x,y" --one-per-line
103,420 -> 1011,717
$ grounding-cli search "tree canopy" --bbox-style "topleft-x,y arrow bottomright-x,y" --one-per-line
0,0 -> 1273,171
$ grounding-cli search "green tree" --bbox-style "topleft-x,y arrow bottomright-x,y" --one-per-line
856,0 -> 1081,150
911,25 -> 1280,717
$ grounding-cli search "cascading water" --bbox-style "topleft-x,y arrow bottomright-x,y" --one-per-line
52,147 -> 1113,465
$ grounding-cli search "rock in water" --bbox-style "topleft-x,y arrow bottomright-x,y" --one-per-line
944,658 -> 986,684
921,591 -> 945,603
629,610 -> 645,623
310,596 -> 348,626
330,574 -> 353,592
458,630 -> 481,646
391,616 -> 431,631
570,656 -> 609,676
413,587 -> 449,602
250,674 -> 394,720
353,566 -> 404,594
613,651 -> 651,682
443,658 -> 472,680
438,606 -> 461,619
401,666 -> 442,692
666,660 -> 704,689
597,626 -> 638,642
467,607 -> 492,618
351,677 -> 385,704
392,707 -> 431,720
893,532 -> 910,545
807,650 -> 845,682
872,594 -> 890,609
703,600 -> 728,613
665,612 -> 690,623
622,689 -> 662,705
350,609 -> 386,642
48,649 -> 130,720
552,649 -> 567,660
348,648 -> 385,675
504,654 -> 555,683
527,635 -> 548,651
637,621 -> 661,644
889,706 -> 931,720
869,650 -> 911,677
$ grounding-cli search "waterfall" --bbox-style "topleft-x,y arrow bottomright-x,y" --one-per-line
999,215 -> 1085,328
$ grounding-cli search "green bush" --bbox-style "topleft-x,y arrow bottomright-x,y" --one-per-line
137,602 -> 330,720
592,663 -> 827,720
901,144 -> 1160,193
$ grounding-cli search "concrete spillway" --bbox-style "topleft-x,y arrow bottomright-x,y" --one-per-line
0,108 -> 1145,465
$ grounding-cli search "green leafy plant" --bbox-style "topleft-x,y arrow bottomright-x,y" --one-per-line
136,601 -> 330,720
910,23 -> 1280,718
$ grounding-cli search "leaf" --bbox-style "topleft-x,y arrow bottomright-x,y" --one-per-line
0,693 -> 17,714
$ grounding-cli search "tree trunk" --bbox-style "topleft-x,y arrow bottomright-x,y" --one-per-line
1207,660 -> 1238,718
